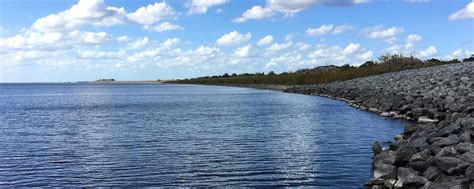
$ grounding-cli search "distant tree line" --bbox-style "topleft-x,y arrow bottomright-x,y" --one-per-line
167,54 -> 474,86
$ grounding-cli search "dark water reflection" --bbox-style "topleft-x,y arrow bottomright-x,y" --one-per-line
0,83 -> 405,187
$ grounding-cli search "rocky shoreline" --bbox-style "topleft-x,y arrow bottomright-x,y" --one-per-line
284,62 -> 474,188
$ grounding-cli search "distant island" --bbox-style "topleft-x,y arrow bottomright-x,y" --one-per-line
89,79 -> 163,84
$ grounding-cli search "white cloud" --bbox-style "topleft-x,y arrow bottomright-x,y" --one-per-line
405,0 -> 429,3
306,24 -> 353,36
127,37 -> 150,50
333,24 -> 354,34
127,2 -> 177,26
404,34 -> 422,50
78,50 -> 126,59
116,36 -> 129,42
70,30 -> 112,45
342,43 -> 360,54
362,25 -> 404,40
357,50 -> 373,60
256,35 -> 274,46
233,6 -> 274,23
406,34 -> 422,43
216,31 -> 251,46
32,0 -> 126,32
187,0 -> 228,14
234,0 -> 368,23
265,41 -> 292,55
148,22 -> 183,32
417,46 -> 437,58
306,25 -> 334,36
449,49 -> 474,59
0,30 -> 64,50
383,45 -> 402,54
234,45 -> 253,58
162,38 -> 182,48
449,2 -> 474,20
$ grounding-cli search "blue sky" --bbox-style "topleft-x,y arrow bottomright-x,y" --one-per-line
0,0 -> 473,82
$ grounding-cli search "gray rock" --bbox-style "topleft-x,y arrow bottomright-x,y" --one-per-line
434,156 -> 470,175
423,166 -> 443,181
410,149 -> 431,162
436,146 -> 459,157
466,165 -> 474,181
374,163 -> 397,179
374,150 -> 396,167
459,150 -> 474,164
455,142 -> 473,154
372,142 -> 382,155
421,181 -> 447,189
432,135 -> 460,147
394,167 -> 427,188
459,130 -> 472,142
409,136 -> 428,150
394,146 -> 418,166
459,117 -> 474,130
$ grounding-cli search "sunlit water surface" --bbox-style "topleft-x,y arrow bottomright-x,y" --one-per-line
0,83 -> 405,187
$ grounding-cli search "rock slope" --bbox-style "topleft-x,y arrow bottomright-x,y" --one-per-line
285,62 -> 474,188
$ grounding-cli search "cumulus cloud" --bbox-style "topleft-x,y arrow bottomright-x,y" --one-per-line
406,34 -> 422,43
187,0 -> 228,14
127,37 -> 150,50
127,2 -> 177,26
147,22 -> 183,32
0,30 -> 64,50
445,49 -> 474,59
357,50 -> 373,60
70,30 -> 112,45
306,25 -> 334,36
449,2 -> 474,20
233,6 -> 274,23
362,25 -> 404,43
216,31 -> 251,46
234,0 -> 368,23
306,24 -> 353,36
405,34 -> 422,49
363,25 -> 404,39
342,43 -> 360,54
417,46 -> 437,58
234,45 -> 253,58
78,50 -> 126,59
256,35 -> 274,46
32,0 -> 126,32
265,41 -> 293,55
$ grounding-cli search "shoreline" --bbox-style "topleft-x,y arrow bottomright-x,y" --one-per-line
178,62 -> 473,188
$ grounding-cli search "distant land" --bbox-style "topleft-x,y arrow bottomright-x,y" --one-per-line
86,79 -> 166,84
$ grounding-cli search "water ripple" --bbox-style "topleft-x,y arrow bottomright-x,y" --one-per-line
0,84 -> 405,187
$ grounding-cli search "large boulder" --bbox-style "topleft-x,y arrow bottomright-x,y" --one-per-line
459,150 -> 474,164
435,146 -> 459,157
455,142 -> 473,154
466,165 -> 474,181
372,142 -> 382,155
374,163 -> 397,180
431,135 -> 460,147
394,146 -> 418,166
422,166 -> 443,181
374,150 -> 397,167
394,167 -> 427,188
434,156 -> 470,175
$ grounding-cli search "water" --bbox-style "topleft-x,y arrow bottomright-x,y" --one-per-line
0,83 -> 405,187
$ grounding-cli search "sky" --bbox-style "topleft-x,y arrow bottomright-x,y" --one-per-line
0,0 -> 473,82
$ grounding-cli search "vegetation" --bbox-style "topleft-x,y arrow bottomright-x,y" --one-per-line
167,54 -> 468,86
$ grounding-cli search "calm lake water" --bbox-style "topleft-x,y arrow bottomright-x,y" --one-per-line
0,83 -> 405,187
